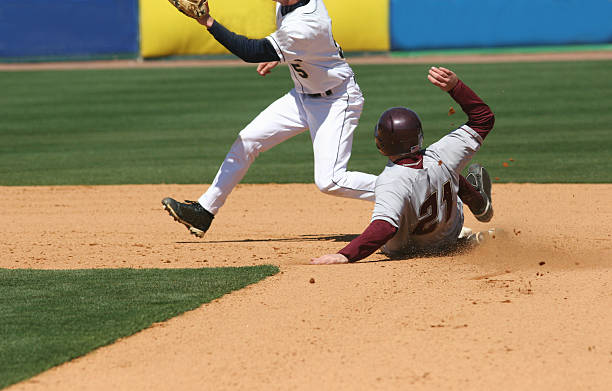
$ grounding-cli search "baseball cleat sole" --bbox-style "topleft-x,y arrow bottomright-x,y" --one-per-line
162,203 -> 206,238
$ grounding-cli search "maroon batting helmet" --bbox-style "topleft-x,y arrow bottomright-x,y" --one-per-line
374,107 -> 423,157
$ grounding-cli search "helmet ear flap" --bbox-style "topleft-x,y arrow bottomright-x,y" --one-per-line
374,124 -> 385,154
412,131 -> 423,153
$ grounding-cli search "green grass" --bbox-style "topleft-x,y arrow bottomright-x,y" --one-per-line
1,61 -> 611,184
0,266 -> 279,389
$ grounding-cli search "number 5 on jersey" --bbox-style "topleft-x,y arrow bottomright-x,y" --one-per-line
290,60 -> 309,78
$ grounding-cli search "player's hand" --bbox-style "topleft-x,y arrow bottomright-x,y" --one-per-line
427,66 -> 459,92
310,253 -> 349,265
197,14 -> 214,28
194,0 -> 213,27
257,61 -> 279,76
169,0 -> 211,25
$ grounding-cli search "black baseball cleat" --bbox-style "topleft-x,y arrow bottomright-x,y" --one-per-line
465,163 -> 493,222
161,198 -> 214,238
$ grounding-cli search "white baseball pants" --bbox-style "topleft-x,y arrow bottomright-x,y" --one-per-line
199,77 -> 377,215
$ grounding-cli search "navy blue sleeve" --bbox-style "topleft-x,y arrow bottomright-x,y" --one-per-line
208,21 -> 280,63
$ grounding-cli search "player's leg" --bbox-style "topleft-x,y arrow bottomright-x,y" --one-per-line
427,128 -> 493,222
162,90 -> 309,237
458,174 -> 486,216
198,90 -> 309,214
458,164 -> 493,222
306,77 -> 377,201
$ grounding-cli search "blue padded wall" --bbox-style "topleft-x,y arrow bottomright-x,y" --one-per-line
390,0 -> 612,50
0,0 -> 139,59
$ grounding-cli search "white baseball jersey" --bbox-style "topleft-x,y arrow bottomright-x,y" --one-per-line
266,0 -> 353,94
372,126 -> 483,256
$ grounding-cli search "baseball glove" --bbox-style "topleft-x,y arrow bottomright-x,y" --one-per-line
168,0 -> 209,19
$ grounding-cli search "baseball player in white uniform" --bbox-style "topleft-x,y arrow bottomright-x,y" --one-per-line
311,66 -> 496,264
162,0 -> 377,237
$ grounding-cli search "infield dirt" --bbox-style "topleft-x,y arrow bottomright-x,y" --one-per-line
3,183 -> 611,390
1,49 -> 612,71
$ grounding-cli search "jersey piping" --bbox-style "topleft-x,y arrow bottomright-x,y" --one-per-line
330,83 -> 372,193
267,36 -> 286,62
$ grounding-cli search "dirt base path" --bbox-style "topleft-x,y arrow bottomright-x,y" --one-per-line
1,50 -> 611,71
3,184 -> 611,390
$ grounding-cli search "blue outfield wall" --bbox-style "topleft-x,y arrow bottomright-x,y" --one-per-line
1,0 -> 612,60
390,0 -> 612,50
0,0 -> 139,59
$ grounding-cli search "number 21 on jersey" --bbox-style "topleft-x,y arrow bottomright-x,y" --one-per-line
413,181 -> 453,235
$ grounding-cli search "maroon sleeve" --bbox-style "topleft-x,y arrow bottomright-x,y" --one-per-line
338,220 -> 398,263
449,80 -> 495,140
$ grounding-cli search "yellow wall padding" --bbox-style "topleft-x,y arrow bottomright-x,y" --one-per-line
140,0 -> 390,58
326,0 -> 390,52
140,0 -> 276,58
